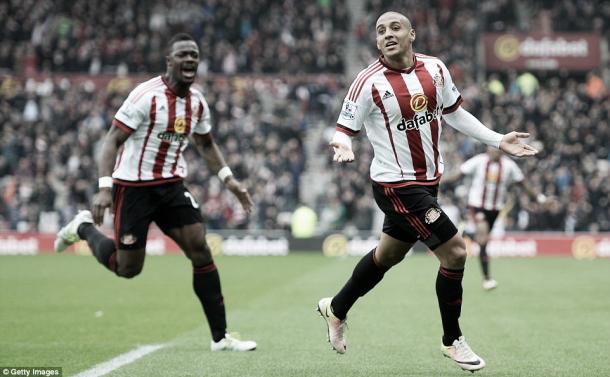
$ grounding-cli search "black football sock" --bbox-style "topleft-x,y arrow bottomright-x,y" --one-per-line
78,223 -> 117,272
193,263 -> 227,343
331,249 -> 389,320
436,266 -> 464,346
479,243 -> 490,280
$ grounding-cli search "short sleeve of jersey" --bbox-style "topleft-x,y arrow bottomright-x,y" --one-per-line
335,77 -> 373,136
114,91 -> 149,131
192,96 -> 212,135
438,61 -> 463,114
460,154 -> 481,175
508,159 -> 525,183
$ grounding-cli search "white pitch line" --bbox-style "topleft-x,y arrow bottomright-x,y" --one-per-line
72,343 -> 166,377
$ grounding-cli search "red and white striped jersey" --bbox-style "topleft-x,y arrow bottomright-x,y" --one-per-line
111,76 -> 211,185
460,153 -> 524,210
336,54 -> 463,185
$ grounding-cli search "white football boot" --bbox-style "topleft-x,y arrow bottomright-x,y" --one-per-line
483,279 -> 498,291
441,336 -> 486,372
54,210 -> 93,252
317,297 -> 347,354
210,333 -> 257,352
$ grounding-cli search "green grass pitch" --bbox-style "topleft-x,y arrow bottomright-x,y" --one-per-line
1,253 -> 609,377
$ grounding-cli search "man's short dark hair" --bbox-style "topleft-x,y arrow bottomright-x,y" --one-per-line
167,33 -> 196,55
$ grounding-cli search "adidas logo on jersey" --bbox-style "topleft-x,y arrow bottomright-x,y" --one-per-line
382,90 -> 394,100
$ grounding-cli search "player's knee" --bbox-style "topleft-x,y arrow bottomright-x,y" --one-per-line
443,237 -> 467,268
377,249 -> 405,266
116,264 -> 143,279
190,243 -> 213,267
448,245 -> 467,267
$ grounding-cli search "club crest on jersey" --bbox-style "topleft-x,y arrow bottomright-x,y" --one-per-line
424,207 -> 442,224
174,116 -> 186,134
410,94 -> 428,112
340,100 -> 357,120
121,234 -> 137,245
433,72 -> 445,88
486,170 -> 499,182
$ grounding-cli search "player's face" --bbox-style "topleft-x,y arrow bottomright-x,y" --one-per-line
375,13 -> 415,58
167,41 -> 199,84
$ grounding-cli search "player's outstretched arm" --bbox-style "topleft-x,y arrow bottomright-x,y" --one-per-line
92,126 -> 130,225
192,133 -> 253,213
330,131 -> 355,163
444,106 -> 538,158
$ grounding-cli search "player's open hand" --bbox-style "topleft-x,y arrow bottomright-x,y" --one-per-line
92,188 -> 113,225
225,177 -> 254,213
331,141 -> 355,163
499,132 -> 538,157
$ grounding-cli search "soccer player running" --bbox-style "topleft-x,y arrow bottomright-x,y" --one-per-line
450,147 -> 546,290
54,33 -> 256,352
317,12 -> 537,372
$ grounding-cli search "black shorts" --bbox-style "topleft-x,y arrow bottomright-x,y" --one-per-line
468,206 -> 500,230
372,182 -> 458,250
112,181 -> 203,250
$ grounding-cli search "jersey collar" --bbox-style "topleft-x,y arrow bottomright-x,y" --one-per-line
161,75 -> 190,98
378,54 -> 417,74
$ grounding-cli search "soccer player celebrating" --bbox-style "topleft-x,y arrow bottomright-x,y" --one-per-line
54,33 -> 256,352
453,147 -> 547,290
317,12 -> 537,372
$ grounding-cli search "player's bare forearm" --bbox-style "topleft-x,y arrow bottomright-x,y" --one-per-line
192,133 -> 228,177
92,125 -> 129,224
98,126 -> 129,178
192,133 -> 253,212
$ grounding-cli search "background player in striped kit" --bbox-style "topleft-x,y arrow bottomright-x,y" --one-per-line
54,33 -> 256,352
317,11 -> 539,372
450,147 -> 547,290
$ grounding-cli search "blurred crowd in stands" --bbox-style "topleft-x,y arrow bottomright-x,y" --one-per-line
0,0 -> 608,234
0,0 -> 348,75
